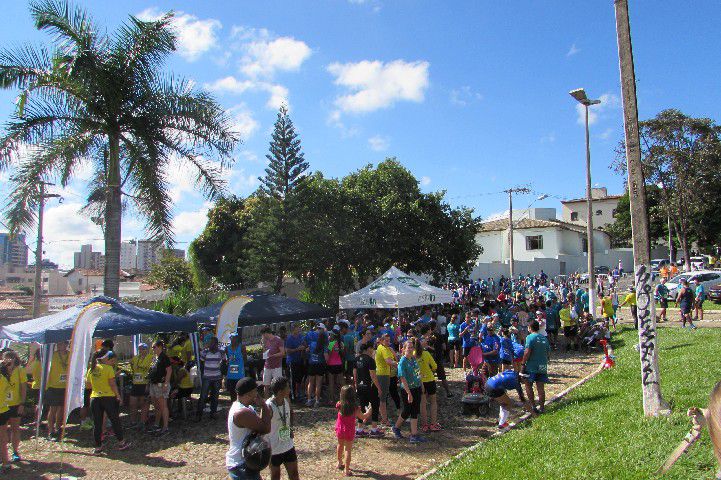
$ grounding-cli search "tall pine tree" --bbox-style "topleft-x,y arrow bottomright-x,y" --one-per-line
254,105 -> 309,292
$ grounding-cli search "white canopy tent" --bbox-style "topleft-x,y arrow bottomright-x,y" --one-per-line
338,266 -> 453,309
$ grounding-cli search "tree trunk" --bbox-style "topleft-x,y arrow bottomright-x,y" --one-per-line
680,231 -> 691,272
104,132 -> 122,299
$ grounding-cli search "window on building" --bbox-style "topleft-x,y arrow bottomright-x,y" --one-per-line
570,212 -> 579,221
595,209 -> 602,216
78,279 -> 82,286
582,236 -> 588,253
526,235 -> 543,250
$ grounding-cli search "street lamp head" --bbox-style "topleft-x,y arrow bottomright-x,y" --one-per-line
569,88 -> 600,106
537,194 -> 548,201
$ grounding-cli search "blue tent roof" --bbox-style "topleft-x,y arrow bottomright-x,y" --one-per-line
0,296 -> 198,344
189,291 -> 332,328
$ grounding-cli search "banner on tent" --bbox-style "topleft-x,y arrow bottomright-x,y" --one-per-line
64,302 -> 112,425
215,296 -> 253,344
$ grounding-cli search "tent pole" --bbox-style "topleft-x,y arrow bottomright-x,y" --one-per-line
35,343 -> 54,439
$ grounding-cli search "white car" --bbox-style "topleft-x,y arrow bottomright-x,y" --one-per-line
666,270 -> 721,298
690,256 -> 707,270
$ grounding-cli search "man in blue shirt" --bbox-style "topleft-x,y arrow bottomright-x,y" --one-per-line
694,278 -> 707,321
522,320 -> 550,414
459,312 -> 476,371
485,368 -> 534,429
225,333 -> 247,402
481,326 -> 501,376
285,324 -> 306,401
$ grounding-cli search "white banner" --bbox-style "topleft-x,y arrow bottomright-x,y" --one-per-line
215,296 -> 253,344
63,302 -> 112,425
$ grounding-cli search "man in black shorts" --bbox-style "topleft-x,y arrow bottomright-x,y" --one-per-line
485,369 -> 533,430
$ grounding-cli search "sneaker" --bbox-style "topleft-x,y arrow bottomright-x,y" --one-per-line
93,446 -> 104,455
392,426 -> 404,439
409,435 -> 427,444
429,423 -> 443,432
116,440 -> 132,451
691,324 -> 698,330
421,424 -> 430,433
498,422 -> 510,431
355,428 -> 369,437
313,400 -> 321,408
369,429 -> 385,438
154,429 -> 170,438
305,399 -> 314,407
10,452 -> 20,463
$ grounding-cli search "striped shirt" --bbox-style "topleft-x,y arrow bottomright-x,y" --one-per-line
199,349 -> 226,380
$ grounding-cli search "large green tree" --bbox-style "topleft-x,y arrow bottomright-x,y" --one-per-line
254,105 -> 309,292
613,109 -> 721,269
146,253 -> 194,293
0,1 -> 238,298
605,186 -> 667,249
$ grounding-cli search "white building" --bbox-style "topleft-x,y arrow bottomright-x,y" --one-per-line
122,240 -> 184,272
471,207 -> 635,279
561,187 -> 622,229
0,264 -> 72,295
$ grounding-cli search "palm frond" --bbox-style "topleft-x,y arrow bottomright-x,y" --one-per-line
0,44 -> 53,91
30,0 -> 99,54
114,12 -> 176,79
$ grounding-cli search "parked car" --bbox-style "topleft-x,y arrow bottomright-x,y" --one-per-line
708,284 -> 721,303
690,256 -> 707,270
594,266 -> 610,275
650,258 -> 671,273
666,270 -> 721,298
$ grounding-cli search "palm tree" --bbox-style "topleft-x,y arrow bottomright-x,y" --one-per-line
0,0 -> 239,298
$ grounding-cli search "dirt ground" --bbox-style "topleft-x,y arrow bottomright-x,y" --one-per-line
4,344 -> 602,480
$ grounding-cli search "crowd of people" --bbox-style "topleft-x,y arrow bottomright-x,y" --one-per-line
0,268 -> 678,476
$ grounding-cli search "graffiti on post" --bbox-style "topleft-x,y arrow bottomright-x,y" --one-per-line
635,264 -> 657,386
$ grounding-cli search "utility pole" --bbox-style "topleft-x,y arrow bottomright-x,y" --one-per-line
32,181 -> 61,317
614,0 -> 669,417
505,186 -> 530,280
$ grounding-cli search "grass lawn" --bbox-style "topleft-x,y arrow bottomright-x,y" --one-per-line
429,326 -> 721,480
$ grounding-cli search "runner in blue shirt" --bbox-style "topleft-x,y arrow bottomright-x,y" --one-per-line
459,313 -> 476,371
225,333 -> 247,402
481,327 -> 501,376
284,324 -> 306,401
486,370 -> 533,429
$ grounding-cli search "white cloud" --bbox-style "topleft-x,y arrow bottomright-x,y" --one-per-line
137,8 -> 221,62
172,203 -> 212,237
41,201 -> 105,268
450,86 -> 482,107
368,135 -> 390,151
327,60 -> 430,115
241,37 -> 312,78
327,110 -> 361,138
575,92 -> 620,126
484,210 -> 509,222
227,104 -> 259,140
205,76 -> 289,110
567,43 -> 581,57
420,176 -> 431,187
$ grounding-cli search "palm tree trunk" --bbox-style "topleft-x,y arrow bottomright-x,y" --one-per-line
104,132 -> 122,298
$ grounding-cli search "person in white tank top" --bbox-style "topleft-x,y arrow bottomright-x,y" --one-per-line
226,378 -> 271,480
265,377 -> 300,480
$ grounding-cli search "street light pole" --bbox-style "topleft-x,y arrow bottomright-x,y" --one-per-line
570,88 -> 601,319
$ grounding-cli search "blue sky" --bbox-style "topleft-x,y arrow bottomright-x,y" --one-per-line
1,1 -> 720,268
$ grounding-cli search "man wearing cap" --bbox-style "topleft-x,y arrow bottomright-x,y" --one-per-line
226,333 -> 248,402
129,343 -> 153,428
227,377 -> 272,480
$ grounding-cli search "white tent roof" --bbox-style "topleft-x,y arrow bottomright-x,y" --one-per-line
338,266 -> 453,309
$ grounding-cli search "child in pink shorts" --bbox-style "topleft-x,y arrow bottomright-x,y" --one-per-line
336,385 -> 372,476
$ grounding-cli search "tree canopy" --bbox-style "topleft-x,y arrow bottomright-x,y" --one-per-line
192,158 -> 482,307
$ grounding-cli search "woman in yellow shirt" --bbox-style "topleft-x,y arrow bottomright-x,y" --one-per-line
129,343 -> 153,428
3,351 -> 26,463
46,340 -> 69,440
0,366 -> 11,472
417,337 -> 440,432
85,350 -> 131,454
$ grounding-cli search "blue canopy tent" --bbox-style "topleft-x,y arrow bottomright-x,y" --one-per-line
0,295 -> 199,344
0,296 -> 202,437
